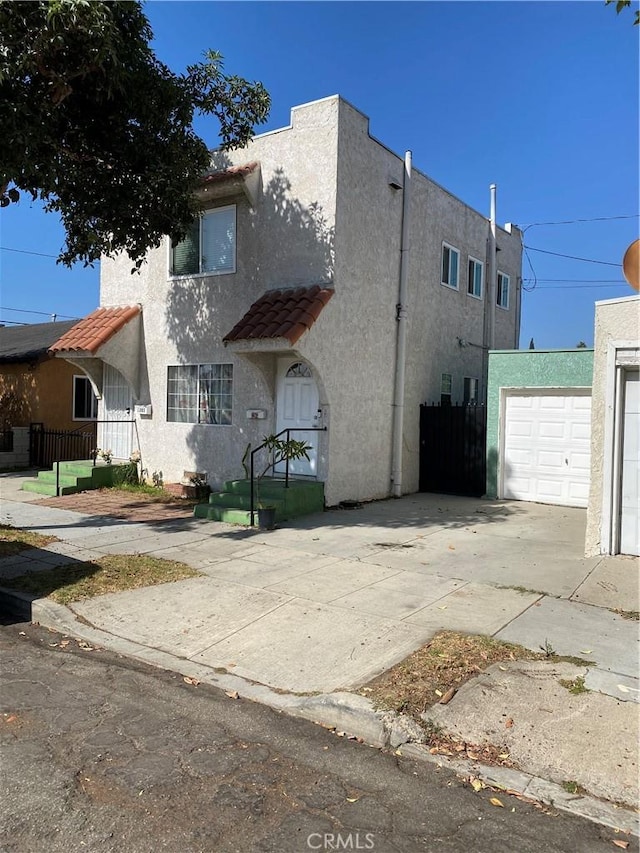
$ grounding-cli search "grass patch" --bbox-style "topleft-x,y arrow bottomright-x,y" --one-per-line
0,524 -> 58,558
360,630 -> 544,718
558,675 -> 589,695
2,554 -> 201,604
496,584 -> 548,597
561,780 -> 587,795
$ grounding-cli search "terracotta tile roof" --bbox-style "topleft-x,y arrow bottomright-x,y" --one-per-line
49,306 -> 140,355
201,162 -> 258,186
224,285 -> 334,346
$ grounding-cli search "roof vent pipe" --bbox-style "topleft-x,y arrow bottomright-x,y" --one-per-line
390,151 -> 412,498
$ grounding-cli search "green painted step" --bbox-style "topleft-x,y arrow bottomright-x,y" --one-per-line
194,478 -> 324,526
194,505 -> 255,525
22,481 -> 79,497
33,471 -> 94,489
207,492 -> 286,511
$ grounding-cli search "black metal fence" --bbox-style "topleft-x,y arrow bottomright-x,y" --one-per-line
0,430 -> 13,453
419,403 -> 487,497
29,422 -> 97,468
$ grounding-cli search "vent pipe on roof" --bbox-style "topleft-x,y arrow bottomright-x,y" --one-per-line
488,184 -> 497,350
390,151 -> 411,498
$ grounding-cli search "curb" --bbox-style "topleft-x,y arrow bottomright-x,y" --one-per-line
2,584 -> 638,838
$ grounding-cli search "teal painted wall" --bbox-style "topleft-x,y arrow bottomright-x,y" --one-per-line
486,349 -> 594,498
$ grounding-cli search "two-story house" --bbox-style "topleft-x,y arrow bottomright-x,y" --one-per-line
50,95 -> 522,506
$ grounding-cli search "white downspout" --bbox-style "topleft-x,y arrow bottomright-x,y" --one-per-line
488,184 -> 497,351
391,151 -> 412,498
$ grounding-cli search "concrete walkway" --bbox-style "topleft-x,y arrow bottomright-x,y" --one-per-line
1,475 -> 639,829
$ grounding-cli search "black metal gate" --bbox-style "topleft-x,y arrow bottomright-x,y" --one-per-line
29,423 -> 97,468
419,403 -> 487,497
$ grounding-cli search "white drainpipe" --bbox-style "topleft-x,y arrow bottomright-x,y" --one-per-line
391,151 -> 412,498
488,184 -> 497,350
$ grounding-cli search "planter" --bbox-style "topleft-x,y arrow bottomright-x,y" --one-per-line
257,506 -> 277,530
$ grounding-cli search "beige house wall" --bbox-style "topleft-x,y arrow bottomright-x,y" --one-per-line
100,95 -> 522,503
0,357 -> 93,432
585,295 -> 640,556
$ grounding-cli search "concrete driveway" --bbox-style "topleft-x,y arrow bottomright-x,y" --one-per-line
2,486 -> 636,696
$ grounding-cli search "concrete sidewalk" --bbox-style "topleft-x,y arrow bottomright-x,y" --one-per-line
1,479 -> 639,832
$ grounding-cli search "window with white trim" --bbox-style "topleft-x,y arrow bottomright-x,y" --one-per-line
73,375 -> 98,420
441,243 -> 460,289
171,206 -> 236,276
497,272 -> 510,309
167,364 -> 233,425
464,377 -> 479,404
467,257 -> 483,299
441,372 -> 452,405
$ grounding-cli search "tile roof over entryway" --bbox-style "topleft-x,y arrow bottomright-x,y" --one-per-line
49,306 -> 140,355
224,285 -> 333,346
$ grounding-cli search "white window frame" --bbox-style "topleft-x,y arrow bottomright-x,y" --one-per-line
72,375 -> 98,421
464,377 -> 479,404
497,271 -> 510,309
467,257 -> 484,299
166,363 -> 234,426
169,205 -> 237,279
441,372 -> 453,404
441,242 -> 460,290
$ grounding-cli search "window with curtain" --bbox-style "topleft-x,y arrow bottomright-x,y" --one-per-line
497,272 -> 510,309
467,257 -> 483,298
167,364 -> 233,424
171,206 -> 236,276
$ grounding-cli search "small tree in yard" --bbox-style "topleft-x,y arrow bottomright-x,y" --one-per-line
0,0 -> 270,268
255,435 -> 311,509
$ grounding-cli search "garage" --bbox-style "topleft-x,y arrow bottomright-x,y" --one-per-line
501,390 -> 592,508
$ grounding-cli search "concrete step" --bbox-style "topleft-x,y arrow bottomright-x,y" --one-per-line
207,492 -> 285,511
21,480 -> 79,497
34,471 -> 94,490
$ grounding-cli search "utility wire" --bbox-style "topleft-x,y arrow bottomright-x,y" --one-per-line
524,245 -> 621,266
0,246 -> 58,259
521,213 -> 639,231
0,306 -> 79,319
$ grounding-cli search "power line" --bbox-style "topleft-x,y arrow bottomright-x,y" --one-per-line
0,246 -> 59,259
523,245 -> 621,266
522,278 -> 625,283
521,214 -> 639,230
0,306 -> 79,319
524,283 -> 627,290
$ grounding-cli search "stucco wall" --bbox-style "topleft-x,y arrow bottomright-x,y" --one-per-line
0,358 -> 94,431
486,349 -> 594,498
100,95 -> 522,504
585,296 -> 640,556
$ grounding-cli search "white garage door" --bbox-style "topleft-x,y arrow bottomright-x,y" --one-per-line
619,370 -> 639,556
502,391 -> 591,508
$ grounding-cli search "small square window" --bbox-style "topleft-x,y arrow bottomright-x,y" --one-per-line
171,206 -> 236,276
441,243 -> 460,289
73,376 -> 98,420
464,377 -> 479,404
468,258 -> 483,299
497,272 -> 510,309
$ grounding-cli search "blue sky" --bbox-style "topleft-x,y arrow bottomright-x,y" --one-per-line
1,1 -> 638,347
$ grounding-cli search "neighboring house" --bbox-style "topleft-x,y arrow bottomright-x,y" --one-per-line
585,295 -> 639,557
485,348 -> 594,508
50,95 -> 523,505
0,320 -> 98,432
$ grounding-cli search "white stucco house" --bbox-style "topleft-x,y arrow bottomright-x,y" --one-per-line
585,295 -> 639,558
50,95 -> 523,506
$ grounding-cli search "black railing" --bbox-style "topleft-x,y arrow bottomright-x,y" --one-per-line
249,427 -> 326,526
30,422 -> 97,470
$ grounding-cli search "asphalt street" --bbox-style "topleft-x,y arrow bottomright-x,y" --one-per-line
0,617 -> 628,853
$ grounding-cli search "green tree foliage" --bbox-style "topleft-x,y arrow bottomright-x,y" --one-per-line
0,0 -> 270,267
605,0 -> 640,25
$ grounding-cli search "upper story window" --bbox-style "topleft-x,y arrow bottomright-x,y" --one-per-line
467,257 -> 483,299
497,272 -> 510,309
171,205 -> 236,277
73,375 -> 98,420
167,363 -> 233,425
441,243 -> 460,290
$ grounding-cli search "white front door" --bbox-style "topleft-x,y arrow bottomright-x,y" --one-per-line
619,370 -> 639,556
100,364 -> 133,460
502,391 -> 592,508
275,359 -> 319,476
